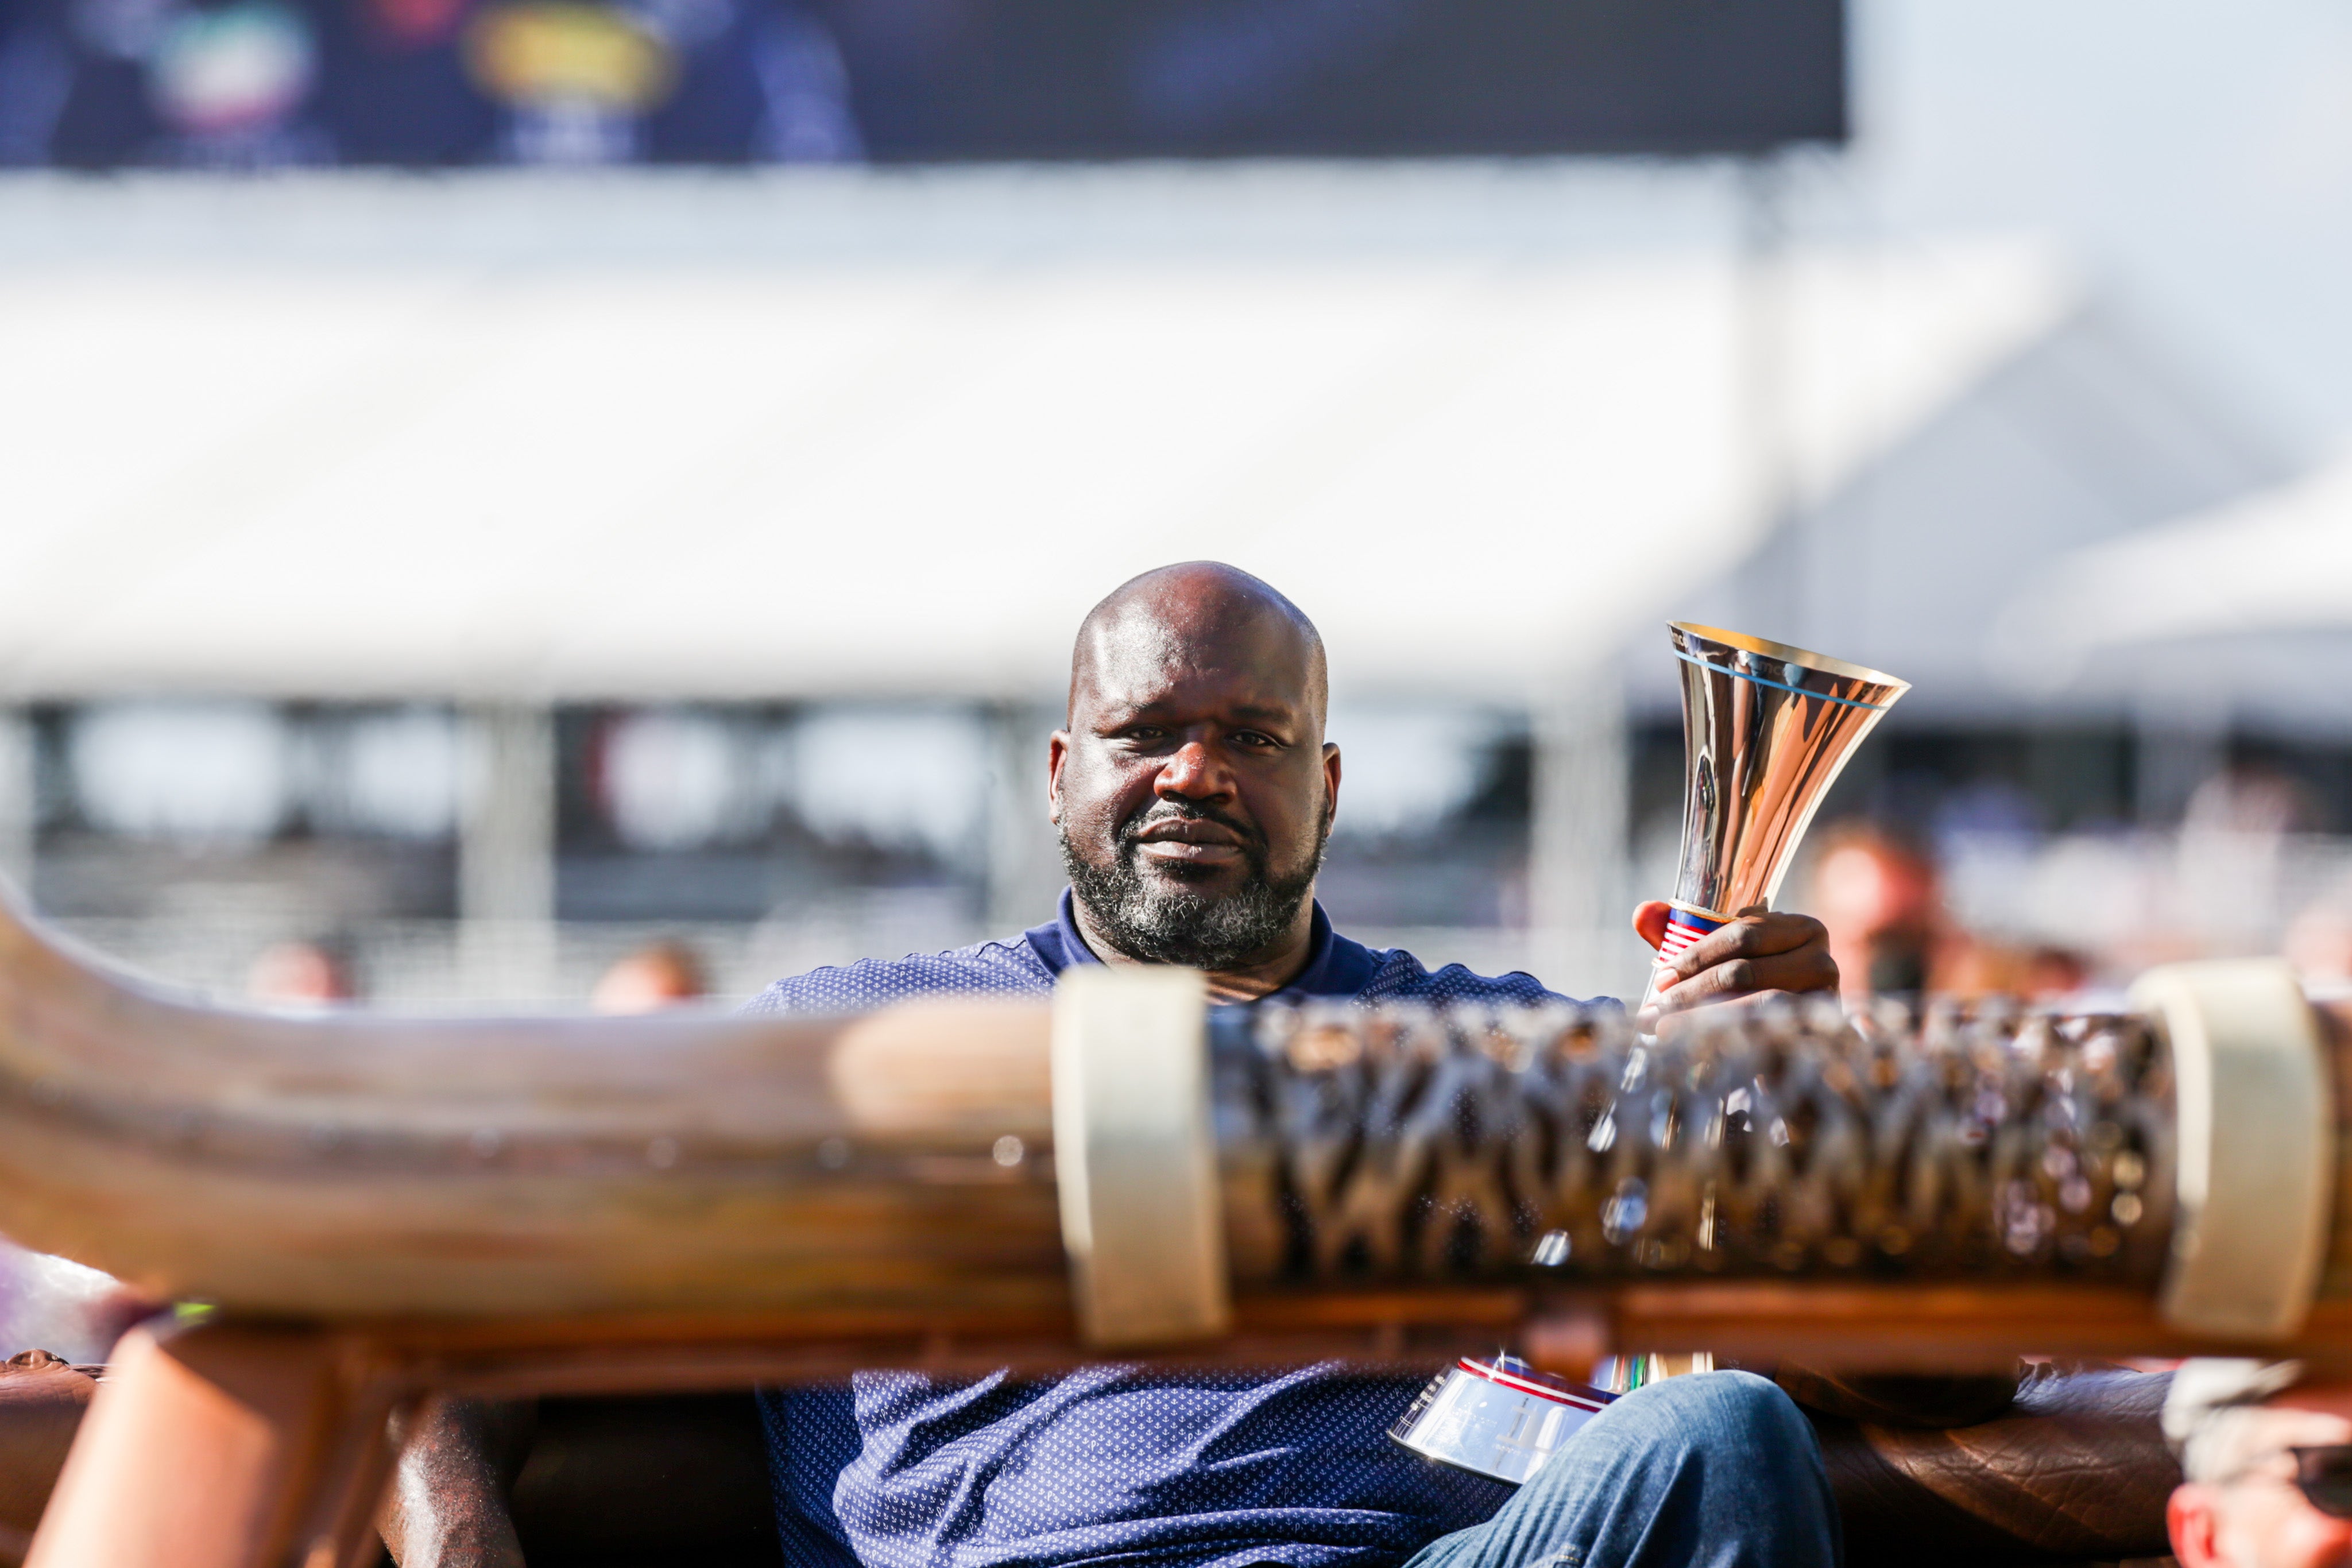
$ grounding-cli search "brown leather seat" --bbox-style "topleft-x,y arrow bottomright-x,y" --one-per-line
1792,1364 -> 2177,1567
0,1352 -> 98,1568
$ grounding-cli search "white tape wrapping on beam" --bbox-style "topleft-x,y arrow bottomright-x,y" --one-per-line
2133,959 -> 2332,1342
1051,966 -> 1229,1348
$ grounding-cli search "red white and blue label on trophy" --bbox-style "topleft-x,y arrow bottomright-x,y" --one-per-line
1653,901 -> 1728,969
1388,1356 -> 1617,1485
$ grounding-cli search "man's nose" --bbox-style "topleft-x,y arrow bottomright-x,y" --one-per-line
1155,741 -> 1232,800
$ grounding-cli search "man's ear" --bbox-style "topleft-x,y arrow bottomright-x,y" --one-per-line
1048,731 -> 1071,824
2170,1484 -> 2226,1568
1321,742 -> 1341,834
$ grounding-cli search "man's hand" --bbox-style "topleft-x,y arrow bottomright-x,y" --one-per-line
1631,901 -> 1838,1028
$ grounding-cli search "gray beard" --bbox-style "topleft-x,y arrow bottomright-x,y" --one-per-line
1061,815 -> 1325,971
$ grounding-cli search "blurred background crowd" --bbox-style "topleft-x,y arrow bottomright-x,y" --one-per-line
3,0 -> 2352,1029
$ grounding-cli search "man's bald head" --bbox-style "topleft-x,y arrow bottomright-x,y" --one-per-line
1050,562 -> 1340,978
1069,562 -> 1327,731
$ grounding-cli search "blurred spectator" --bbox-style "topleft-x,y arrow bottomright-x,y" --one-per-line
1929,939 -> 2094,1002
591,939 -> 708,1013
1809,824 -> 1943,996
2286,895 -> 2352,985
2166,1359 -> 2352,1568
2183,765 -> 2321,837
2022,943 -> 2093,998
2181,765 -> 2323,949
245,939 -> 355,1005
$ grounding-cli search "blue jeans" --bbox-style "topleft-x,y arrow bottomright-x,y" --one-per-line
1400,1372 -> 1842,1568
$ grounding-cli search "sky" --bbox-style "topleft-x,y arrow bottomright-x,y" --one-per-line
1847,0 -> 2352,456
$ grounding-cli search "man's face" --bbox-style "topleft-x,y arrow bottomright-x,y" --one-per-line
2175,1395 -> 2352,1568
1049,600 -> 1340,970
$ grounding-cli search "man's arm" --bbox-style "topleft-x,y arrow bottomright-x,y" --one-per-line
378,1396 -> 537,1568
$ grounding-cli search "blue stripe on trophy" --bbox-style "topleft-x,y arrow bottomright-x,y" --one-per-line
1669,648 -> 1895,711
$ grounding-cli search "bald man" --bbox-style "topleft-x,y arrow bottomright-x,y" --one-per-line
382,563 -> 1843,1568
748,560 -> 1835,1018
740,564 -> 1839,1568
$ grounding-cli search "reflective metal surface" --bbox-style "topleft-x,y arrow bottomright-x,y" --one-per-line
1388,1355 -> 1616,1484
1646,624 -> 1908,1002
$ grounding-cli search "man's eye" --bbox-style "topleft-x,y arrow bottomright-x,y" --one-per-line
1120,727 -> 1167,743
1232,731 -> 1280,748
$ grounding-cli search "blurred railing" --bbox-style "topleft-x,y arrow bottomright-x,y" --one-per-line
48,828 -> 2352,1009
45,912 -> 1651,1011
1937,828 -> 2352,961
51,891 -> 981,1010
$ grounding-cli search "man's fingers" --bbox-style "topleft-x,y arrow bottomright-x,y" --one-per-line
1635,904 -> 1839,1025
1652,947 -> 1836,1013
1666,909 -> 1826,981
1639,903 -> 1839,1023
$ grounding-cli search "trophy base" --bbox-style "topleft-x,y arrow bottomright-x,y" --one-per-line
1388,1356 -> 1616,1485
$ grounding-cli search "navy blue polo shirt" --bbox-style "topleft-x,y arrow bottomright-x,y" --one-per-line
749,894 -> 1594,1568
741,891 -> 1562,1017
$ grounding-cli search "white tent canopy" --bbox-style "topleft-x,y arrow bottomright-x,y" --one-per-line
1991,452 -> 2352,733
0,172 -> 2071,706
1640,293 -> 2294,724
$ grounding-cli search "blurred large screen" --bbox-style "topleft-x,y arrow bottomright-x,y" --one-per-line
0,0 -> 1845,167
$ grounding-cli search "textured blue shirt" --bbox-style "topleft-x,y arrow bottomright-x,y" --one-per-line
750,892 -> 1592,1568
741,891 -> 1563,1017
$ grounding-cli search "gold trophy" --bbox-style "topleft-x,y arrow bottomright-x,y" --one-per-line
1642,624 -> 1910,1012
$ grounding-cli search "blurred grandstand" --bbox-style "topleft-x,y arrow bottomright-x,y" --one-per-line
0,167 -> 2338,1008
3,1 -> 2351,1010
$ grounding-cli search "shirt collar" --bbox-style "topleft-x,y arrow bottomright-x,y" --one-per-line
1024,887 -> 1380,1002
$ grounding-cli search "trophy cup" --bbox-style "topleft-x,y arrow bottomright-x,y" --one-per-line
1390,627 -> 1906,1484
1641,623 -> 1909,1013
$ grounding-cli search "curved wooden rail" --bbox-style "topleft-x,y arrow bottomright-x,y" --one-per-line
0,887 -> 1063,1321
16,880 -> 2352,1362
8,885 -> 2352,1359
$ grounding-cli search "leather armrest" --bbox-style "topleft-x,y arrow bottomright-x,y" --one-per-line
1778,1364 -> 2020,1429
0,1351 -> 99,1566
1809,1365 -> 2176,1567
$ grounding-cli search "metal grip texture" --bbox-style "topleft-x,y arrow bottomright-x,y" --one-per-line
1213,998 -> 2175,1289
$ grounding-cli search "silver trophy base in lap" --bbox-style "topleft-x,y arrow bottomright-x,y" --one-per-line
1387,1356 -> 1617,1485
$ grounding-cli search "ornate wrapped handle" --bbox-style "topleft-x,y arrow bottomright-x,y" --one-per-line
1204,959 -> 2334,1351
1214,997 -> 2176,1288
